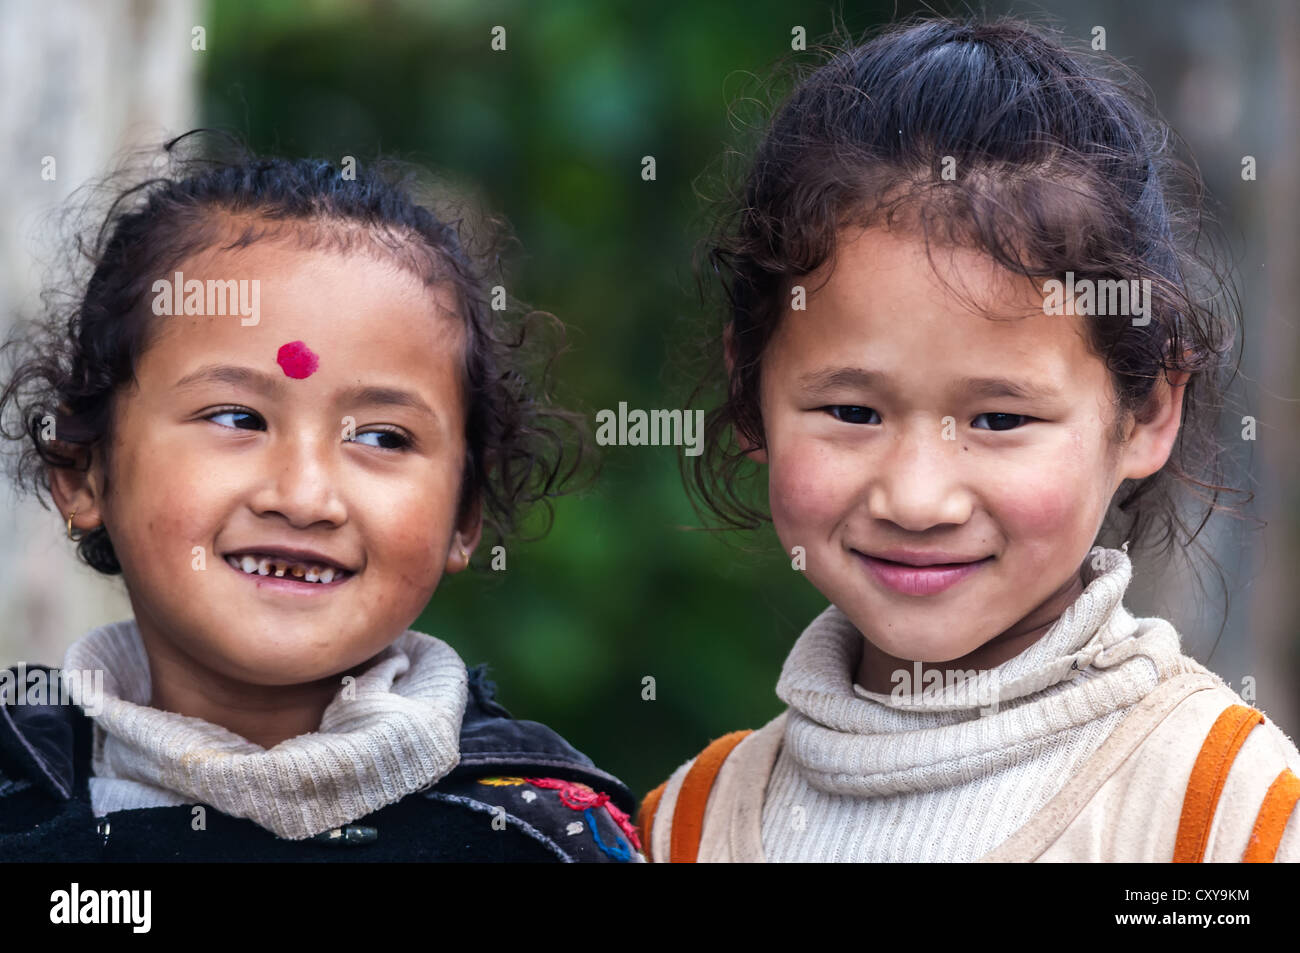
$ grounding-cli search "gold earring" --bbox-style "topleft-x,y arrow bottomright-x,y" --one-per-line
67,508 -> 101,542
460,545 -> 469,564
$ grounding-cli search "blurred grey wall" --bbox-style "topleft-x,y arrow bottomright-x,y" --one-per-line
0,0 -> 199,666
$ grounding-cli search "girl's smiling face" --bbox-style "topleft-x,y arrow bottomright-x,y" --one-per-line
55,237 -> 479,694
753,226 -> 1185,686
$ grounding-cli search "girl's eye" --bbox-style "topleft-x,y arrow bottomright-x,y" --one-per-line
205,408 -> 264,431
825,405 -> 880,425
349,429 -> 411,451
204,409 -> 410,450
972,412 -> 1030,431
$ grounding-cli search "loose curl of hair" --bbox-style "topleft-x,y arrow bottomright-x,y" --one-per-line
687,16 -> 1254,619
0,129 -> 588,574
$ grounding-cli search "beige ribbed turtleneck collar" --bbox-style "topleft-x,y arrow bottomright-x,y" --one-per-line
775,545 -> 1185,797
62,620 -> 468,840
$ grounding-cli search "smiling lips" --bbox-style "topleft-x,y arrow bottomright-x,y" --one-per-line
857,551 -> 993,596
226,553 -> 348,584
222,547 -> 356,591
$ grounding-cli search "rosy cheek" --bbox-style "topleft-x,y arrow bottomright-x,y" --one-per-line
392,521 -> 439,565
384,493 -> 455,570
990,463 -> 1091,539
768,442 -> 852,534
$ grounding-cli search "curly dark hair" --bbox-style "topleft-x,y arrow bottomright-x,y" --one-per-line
687,15 -> 1253,597
0,129 -> 587,574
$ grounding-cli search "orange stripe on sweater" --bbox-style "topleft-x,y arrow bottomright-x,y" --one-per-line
637,781 -> 667,862
1242,768 -> 1300,863
1174,704 -> 1263,862
669,730 -> 753,863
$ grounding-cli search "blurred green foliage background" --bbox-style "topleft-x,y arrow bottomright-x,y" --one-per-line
200,0 -> 925,797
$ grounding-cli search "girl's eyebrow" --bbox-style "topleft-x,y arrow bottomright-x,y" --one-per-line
175,363 -> 278,395
798,366 -> 1060,401
173,363 -> 439,419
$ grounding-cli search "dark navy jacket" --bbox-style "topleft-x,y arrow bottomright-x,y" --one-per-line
0,664 -> 641,862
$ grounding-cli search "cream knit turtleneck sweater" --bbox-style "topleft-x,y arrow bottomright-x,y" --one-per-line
760,545 -> 1186,862
61,620 -> 469,840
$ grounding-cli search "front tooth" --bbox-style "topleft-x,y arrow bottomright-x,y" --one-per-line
274,562 -> 287,577
240,556 -> 259,574
291,565 -> 306,578
257,558 -> 271,575
305,567 -> 320,583
318,567 -> 335,584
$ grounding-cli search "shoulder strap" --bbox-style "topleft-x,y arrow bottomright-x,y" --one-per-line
1173,704 -> 1263,862
1243,768 -> 1300,862
636,780 -> 667,858
669,730 -> 752,863
980,672 -> 1220,862
637,730 -> 752,863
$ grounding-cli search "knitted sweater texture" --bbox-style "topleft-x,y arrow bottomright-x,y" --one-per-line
61,620 -> 467,840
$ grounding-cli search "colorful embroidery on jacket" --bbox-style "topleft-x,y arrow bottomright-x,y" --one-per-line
477,776 -> 641,861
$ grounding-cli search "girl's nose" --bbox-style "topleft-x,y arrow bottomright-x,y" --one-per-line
863,424 -> 974,532
251,434 -> 348,528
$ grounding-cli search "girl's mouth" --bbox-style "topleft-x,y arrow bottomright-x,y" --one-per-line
223,553 -> 354,592
855,552 -> 993,597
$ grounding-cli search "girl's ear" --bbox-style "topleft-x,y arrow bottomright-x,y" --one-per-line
1118,369 -> 1189,481
722,322 -> 769,465
446,493 -> 484,574
48,445 -> 106,537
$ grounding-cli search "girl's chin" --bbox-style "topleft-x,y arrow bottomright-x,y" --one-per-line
184,639 -> 375,687
841,609 -> 991,663
210,662 -> 352,688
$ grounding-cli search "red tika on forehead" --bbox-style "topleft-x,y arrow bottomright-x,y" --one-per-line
276,340 -> 319,379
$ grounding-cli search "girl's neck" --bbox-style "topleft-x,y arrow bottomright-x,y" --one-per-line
854,567 -> 1087,696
